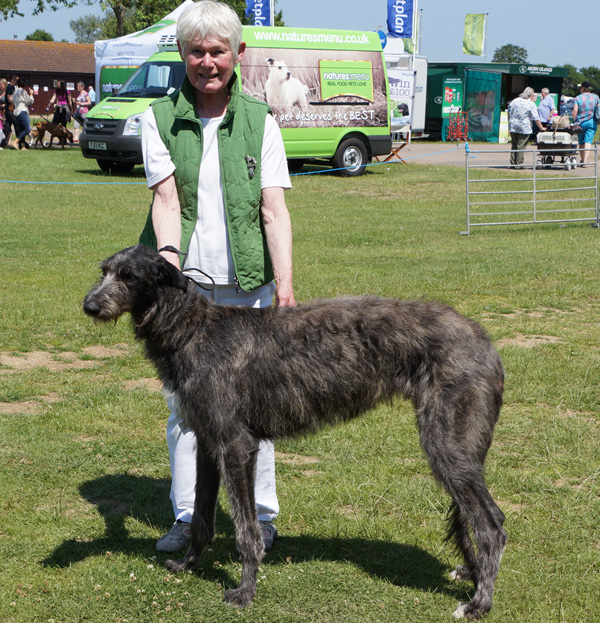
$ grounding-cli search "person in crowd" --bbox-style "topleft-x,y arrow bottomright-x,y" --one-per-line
1,75 -> 19,149
0,78 -> 7,149
571,81 -> 599,167
559,95 -> 574,117
507,87 -> 544,167
537,87 -> 556,130
12,78 -> 34,150
87,84 -> 96,106
47,80 -> 72,127
138,0 -> 295,554
72,82 -> 91,142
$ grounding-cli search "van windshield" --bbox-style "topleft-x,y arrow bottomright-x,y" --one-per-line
117,61 -> 186,98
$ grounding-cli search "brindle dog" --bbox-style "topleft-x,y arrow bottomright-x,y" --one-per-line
83,244 -> 506,619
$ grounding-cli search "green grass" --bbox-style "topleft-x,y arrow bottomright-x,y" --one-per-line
1,148 -> 599,622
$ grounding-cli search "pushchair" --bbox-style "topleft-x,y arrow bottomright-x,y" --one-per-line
536,115 -> 578,170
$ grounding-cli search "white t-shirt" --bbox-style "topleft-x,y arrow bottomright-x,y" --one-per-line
141,106 -> 291,285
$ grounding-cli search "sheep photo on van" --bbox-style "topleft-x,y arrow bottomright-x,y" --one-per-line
240,47 -> 389,131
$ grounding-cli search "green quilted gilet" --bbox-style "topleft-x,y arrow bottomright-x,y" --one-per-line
139,75 -> 274,292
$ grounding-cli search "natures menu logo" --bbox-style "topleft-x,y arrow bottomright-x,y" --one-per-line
320,60 -> 374,102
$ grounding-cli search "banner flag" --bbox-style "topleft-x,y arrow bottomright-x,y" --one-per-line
463,14 -> 485,56
387,0 -> 414,40
402,8 -> 418,53
245,0 -> 272,27
402,38 -> 414,54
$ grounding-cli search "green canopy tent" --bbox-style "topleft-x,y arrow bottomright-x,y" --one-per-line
425,62 -> 568,142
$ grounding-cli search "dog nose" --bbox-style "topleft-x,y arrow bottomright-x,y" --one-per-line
83,300 -> 100,316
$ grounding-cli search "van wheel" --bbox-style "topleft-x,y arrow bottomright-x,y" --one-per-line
287,159 -> 305,173
97,160 -> 135,174
332,139 -> 368,176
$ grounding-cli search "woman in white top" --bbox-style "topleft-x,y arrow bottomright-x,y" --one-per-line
140,0 -> 295,556
12,78 -> 34,150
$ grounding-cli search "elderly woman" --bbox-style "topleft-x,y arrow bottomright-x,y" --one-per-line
139,0 -> 295,555
572,81 -> 599,167
507,86 -> 544,167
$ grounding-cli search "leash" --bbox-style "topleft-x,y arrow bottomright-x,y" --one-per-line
37,110 -> 54,124
184,268 -> 216,293
158,245 -> 215,293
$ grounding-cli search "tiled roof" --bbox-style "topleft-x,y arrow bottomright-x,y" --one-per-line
0,39 -> 94,74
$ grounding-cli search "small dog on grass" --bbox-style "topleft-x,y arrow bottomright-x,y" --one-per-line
83,244 -> 507,619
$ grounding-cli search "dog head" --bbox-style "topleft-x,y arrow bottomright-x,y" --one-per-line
266,58 -> 290,81
83,245 -> 188,324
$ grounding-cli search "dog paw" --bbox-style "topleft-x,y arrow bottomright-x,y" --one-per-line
165,557 -> 195,573
452,601 -> 486,620
452,603 -> 469,619
224,587 -> 254,608
450,565 -> 473,582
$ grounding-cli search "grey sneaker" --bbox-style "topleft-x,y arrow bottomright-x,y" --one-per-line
259,521 -> 278,552
156,520 -> 192,553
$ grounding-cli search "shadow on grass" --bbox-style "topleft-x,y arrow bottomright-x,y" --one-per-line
73,166 -> 147,178
42,473 -> 466,601
292,162 -> 386,178
42,473 -> 172,567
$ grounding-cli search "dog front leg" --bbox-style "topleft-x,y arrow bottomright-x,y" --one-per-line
166,451 -> 220,573
221,443 -> 262,607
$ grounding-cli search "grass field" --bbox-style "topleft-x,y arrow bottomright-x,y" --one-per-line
1,147 -> 599,622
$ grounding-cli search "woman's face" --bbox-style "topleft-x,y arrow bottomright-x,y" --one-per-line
180,36 -> 245,96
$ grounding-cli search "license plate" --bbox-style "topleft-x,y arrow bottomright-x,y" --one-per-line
89,141 -> 107,150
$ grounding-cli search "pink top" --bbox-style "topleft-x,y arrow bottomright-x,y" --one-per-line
57,91 -> 70,107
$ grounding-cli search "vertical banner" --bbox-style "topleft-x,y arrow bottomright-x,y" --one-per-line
245,0 -> 272,27
442,77 -> 463,117
463,14 -> 485,56
387,0 -> 414,40
388,68 -> 415,122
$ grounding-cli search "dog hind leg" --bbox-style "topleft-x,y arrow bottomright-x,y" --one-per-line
417,400 -> 506,619
447,501 -> 477,583
448,480 -> 506,620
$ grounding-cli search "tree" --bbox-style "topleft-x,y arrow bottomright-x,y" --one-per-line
70,14 -> 106,43
579,66 -> 600,94
25,28 -> 53,40
558,64 -> 583,98
97,0 -> 136,37
80,0 -> 284,39
0,0 -> 77,20
2,0 -> 285,29
123,0 -> 284,32
491,44 -> 528,64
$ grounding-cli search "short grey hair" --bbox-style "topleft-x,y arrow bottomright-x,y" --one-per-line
541,88 -> 549,96
520,87 -> 535,99
177,1 -> 243,55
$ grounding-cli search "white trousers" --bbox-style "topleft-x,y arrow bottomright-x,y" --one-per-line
166,281 -> 279,524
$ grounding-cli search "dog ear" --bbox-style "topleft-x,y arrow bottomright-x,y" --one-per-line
165,261 -> 189,292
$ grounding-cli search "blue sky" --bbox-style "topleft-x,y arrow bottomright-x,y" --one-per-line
1,0 -> 597,69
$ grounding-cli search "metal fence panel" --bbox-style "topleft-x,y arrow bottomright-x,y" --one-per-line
463,145 -> 599,235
